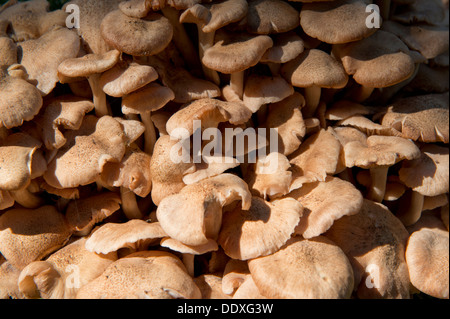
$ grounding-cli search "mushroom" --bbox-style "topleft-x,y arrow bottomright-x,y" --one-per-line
0,37 -> 17,67
0,205 -> 72,270
221,259 -> 251,296
194,273 -> 232,299
248,236 -> 355,299
0,260 -> 22,299
156,173 -> 252,246
18,237 -> 117,299
232,275 -> 267,299
75,250 -> 201,299
280,49 -> 348,118
325,199 -> 411,299
218,196 -> 303,260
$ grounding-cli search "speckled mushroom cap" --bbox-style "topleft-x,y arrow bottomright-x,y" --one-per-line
156,173 -> 252,246
281,49 -> 348,89
246,0 -> 299,34
332,30 -> 416,88
84,220 -> 167,255
202,30 -> 273,74
43,115 -> 127,189
325,199 -> 411,299
218,196 -> 302,260
0,206 -> 72,270
119,0 -> 151,18
101,9 -> 173,56
75,250 -> 201,299
399,144 -> 449,197
0,37 -> 17,67
379,92 -> 449,143
286,176 -> 363,239
300,0 -> 377,44
260,31 -> 305,64
248,235 -> 354,299
0,67 -> 43,129
406,226 -> 449,299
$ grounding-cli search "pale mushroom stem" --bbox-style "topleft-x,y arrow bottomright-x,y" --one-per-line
182,253 -> 195,277
353,85 -> 375,103
303,86 -> 321,118
230,71 -> 245,100
367,166 -> 389,203
11,188 -> 44,209
198,30 -> 220,85
120,187 -> 144,220
88,74 -> 110,117
397,191 -> 424,226
140,112 -> 157,155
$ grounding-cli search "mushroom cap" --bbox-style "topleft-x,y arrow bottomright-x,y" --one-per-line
218,196 -> 303,260
99,61 -> 159,97
0,206 -> 72,270
194,274 -> 232,299
325,199 -> 411,299
281,49 -> 348,89
18,26 -> 80,95
300,0 -> 378,44
333,30 -> 415,88
337,115 -> 402,137
392,0 -> 447,25
289,127 -> 342,191
0,259 -> 22,299
65,192 -> 122,233
75,251 -> 201,299
85,220 -> 167,255
287,176 -> 363,239
248,236 -> 355,299
119,0 -> 151,18
160,237 -> 219,255
0,190 -> 14,211
0,67 -> 43,129
344,135 -> 421,169
399,144 -> 449,197
0,37 -> 17,67
182,155 -> 241,185
246,0 -> 299,34
243,74 -> 294,113
325,100 -> 376,121
406,228 -> 449,299
43,115 -> 127,189
101,10 -> 173,56
380,92 -> 449,143
156,173 -> 252,246
202,30 -> 273,74
260,31 -> 305,64
121,83 -> 175,115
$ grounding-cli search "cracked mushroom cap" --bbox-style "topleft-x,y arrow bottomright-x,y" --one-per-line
76,250 -> 201,299
101,10 -> 173,56
18,26 -> 80,95
156,173 -> 252,246
332,30 -> 416,88
281,49 -> 348,89
379,92 -> 449,143
289,127 -> 342,191
399,144 -> 449,197
202,30 -> 273,74
0,206 -> 72,270
300,0 -> 378,44
325,199 -> 411,299
35,95 -> 95,150
0,67 -> 43,129
18,237 -> 117,299
286,176 -> 363,239
248,235 -> 354,299
85,220 -> 167,255
246,0 -> 299,34
0,37 -> 17,67
43,115 -> 127,189
218,196 -> 303,260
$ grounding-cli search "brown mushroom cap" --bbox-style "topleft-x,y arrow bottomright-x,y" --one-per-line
0,206 -> 72,270
121,82 -> 175,115
218,196 -> 302,260
75,251 -> 201,299
325,199 -> 411,299
260,31 -> 305,64
248,236 -> 355,299
286,176 -> 363,239
0,37 -> 17,67
246,0 -> 299,34
101,10 -> 173,56
300,0 -> 377,44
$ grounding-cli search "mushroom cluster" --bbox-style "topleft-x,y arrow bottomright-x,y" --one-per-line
0,0 -> 449,299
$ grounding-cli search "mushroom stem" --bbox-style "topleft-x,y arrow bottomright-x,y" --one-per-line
120,187 -> 143,220
353,85 -> 375,103
88,74 -> 110,117
230,71 -> 245,100
303,85 -> 321,118
11,187 -> 44,209
397,191 -> 424,226
366,166 -> 389,203
267,62 -> 281,76
140,112 -> 157,155
198,30 -> 220,85
182,253 -> 195,277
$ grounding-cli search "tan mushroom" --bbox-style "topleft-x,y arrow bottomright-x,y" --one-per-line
0,37 -> 17,67
221,259 -> 251,296
194,273 -> 232,299
0,260 -> 22,299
